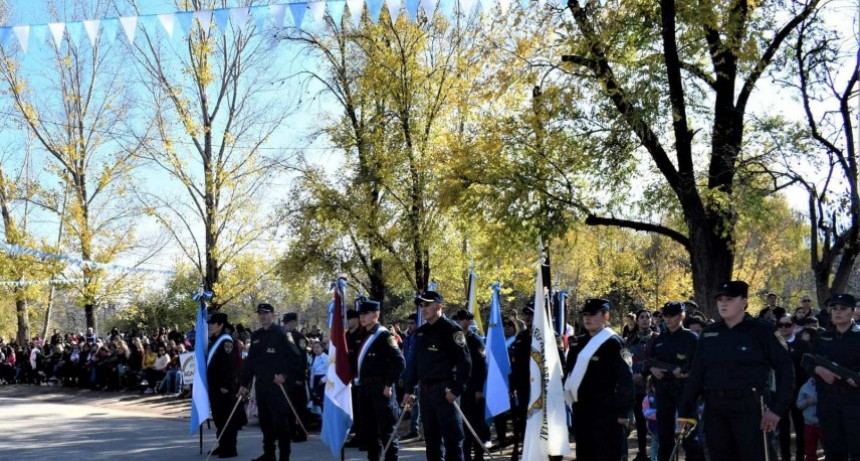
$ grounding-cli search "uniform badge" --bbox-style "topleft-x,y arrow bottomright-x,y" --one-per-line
266,347 -> 276,353
620,348 -> 633,367
454,331 -> 466,347
388,336 -> 398,349
676,354 -> 686,360
223,342 -> 234,354
703,332 -> 719,338
286,334 -> 295,343
299,339 -> 308,349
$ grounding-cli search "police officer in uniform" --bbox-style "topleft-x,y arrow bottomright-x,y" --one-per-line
508,304 -> 533,449
282,312 -> 310,442
345,307 -> 369,449
356,298 -> 406,461
451,309 -> 489,461
646,302 -> 703,461
207,312 -> 245,459
402,291 -> 472,461
678,281 -> 794,461
563,298 -> 634,461
806,293 -> 860,460
239,303 -> 305,461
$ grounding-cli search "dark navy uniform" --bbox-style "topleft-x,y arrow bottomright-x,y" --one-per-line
563,299 -> 634,461
346,311 -> 369,449
404,291 -> 471,461
242,305 -> 305,461
282,313 -> 309,443
452,310 -> 489,461
208,313 -> 245,459
645,302 -> 703,461
679,300 -> 794,461
806,294 -> 860,460
357,310 -> 406,461
779,327 -> 810,461
507,308 -> 533,446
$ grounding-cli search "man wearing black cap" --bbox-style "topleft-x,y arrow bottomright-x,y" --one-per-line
645,302 -> 703,461
208,312 -> 245,459
563,298 -> 634,461
345,307 -> 369,449
508,303 -> 534,448
356,298 -> 406,461
281,312 -> 309,442
805,293 -> 860,460
452,309 -> 489,461
238,303 -> 305,461
402,291 -> 471,461
678,281 -> 794,461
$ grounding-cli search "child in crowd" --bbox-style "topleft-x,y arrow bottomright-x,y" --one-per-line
796,377 -> 820,461
642,377 -> 659,461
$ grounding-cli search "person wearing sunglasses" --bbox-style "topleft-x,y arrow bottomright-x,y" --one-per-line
805,293 -> 860,460
775,314 -> 809,461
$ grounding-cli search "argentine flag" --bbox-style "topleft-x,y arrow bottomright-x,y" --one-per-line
321,277 -> 354,457
484,282 -> 510,420
189,290 -> 212,434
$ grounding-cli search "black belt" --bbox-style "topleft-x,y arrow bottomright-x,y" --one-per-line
705,388 -> 757,399
420,380 -> 450,390
359,377 -> 388,385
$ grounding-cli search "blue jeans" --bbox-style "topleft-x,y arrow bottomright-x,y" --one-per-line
163,369 -> 182,393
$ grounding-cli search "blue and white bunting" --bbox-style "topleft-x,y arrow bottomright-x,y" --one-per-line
13,26 -> 29,53
387,0 -> 402,22
83,19 -> 99,46
270,4 -> 288,28
309,1 -> 327,24
48,23 -> 65,50
176,11 -> 194,36
157,13 -> 175,38
251,5 -> 269,31
231,6 -> 251,31
213,8 -> 231,34
193,10 -> 213,35
119,16 -> 137,45
66,21 -> 83,45
421,0 -> 437,18
347,0 -> 364,26
289,2 -> 307,29
327,1 -> 347,27
367,0 -> 384,24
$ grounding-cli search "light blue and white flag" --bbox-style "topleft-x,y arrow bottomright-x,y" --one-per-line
189,289 -> 213,434
484,282 -> 510,420
321,277 -> 353,457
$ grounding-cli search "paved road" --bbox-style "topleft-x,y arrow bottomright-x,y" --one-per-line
0,396 -> 428,460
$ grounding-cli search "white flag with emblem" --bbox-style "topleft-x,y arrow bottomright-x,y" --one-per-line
522,264 -> 571,459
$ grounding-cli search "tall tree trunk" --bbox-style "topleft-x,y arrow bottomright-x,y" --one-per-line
687,216 -> 734,319
15,296 -> 29,344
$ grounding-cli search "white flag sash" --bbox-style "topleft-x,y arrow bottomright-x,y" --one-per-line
564,327 -> 617,403
357,325 -> 388,382
207,334 -> 232,366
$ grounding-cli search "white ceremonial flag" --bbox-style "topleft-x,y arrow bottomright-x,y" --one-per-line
522,262 -> 571,459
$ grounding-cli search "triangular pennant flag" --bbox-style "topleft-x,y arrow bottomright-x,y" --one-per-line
193,10 -> 213,35
213,8 -> 231,33
231,6 -> 250,30
289,2 -> 307,29
13,25 -> 29,53
101,18 -> 119,44
83,19 -> 100,46
309,1 -> 327,23
48,23 -> 65,50
0,27 -> 14,49
119,16 -> 137,45
66,21 -> 83,45
367,0 -> 384,23
405,0 -> 421,21
327,0 -> 346,28
251,5 -> 268,31
421,0 -> 437,18
458,0 -> 474,16
347,0 -> 364,26
497,0 -> 509,13
269,4 -> 287,28
387,0 -> 402,22
158,13 -> 175,38
176,11 -> 194,36
138,14 -> 159,39
439,0 -> 456,19
30,25 -> 48,48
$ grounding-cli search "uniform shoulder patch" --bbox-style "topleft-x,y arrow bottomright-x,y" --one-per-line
223,341 -> 234,354
285,332 -> 295,343
620,348 -> 633,367
453,331 -> 466,347
388,335 -> 398,349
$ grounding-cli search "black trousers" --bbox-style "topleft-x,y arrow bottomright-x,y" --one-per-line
287,381 -> 308,440
818,391 -> 860,460
420,384 -> 465,461
358,383 -> 400,461
656,383 -> 705,461
632,392 -> 648,456
703,393 -> 775,461
573,400 -> 625,461
460,391 -> 489,461
777,396 -> 805,461
257,385 -> 292,460
211,390 -> 244,455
